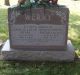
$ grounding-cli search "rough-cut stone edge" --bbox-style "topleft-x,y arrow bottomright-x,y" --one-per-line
0,40 -> 75,61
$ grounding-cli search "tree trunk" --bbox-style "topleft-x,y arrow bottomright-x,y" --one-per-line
4,0 -> 10,6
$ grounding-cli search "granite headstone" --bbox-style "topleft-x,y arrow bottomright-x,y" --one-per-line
0,5 -> 75,61
8,6 -> 69,50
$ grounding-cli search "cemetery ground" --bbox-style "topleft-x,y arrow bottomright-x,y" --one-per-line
0,1 -> 80,75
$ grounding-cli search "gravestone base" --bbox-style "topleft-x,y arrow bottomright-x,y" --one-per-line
0,40 -> 75,61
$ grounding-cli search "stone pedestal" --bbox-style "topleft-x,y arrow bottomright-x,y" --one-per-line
0,40 -> 75,61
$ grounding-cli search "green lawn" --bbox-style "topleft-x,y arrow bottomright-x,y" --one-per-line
0,1 -> 80,75
69,11 -> 80,56
0,61 -> 80,75
0,9 -> 8,41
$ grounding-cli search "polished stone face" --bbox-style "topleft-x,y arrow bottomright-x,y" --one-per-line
8,6 -> 69,50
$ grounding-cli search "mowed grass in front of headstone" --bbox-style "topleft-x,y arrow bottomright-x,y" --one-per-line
0,61 -> 80,75
0,7 -> 80,75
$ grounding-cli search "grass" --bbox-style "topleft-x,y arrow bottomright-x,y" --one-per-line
0,0 -> 80,75
69,11 -> 80,55
0,9 -> 8,41
0,61 -> 80,75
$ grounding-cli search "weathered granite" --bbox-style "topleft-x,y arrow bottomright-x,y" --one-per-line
8,6 -> 69,50
0,40 -> 74,61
